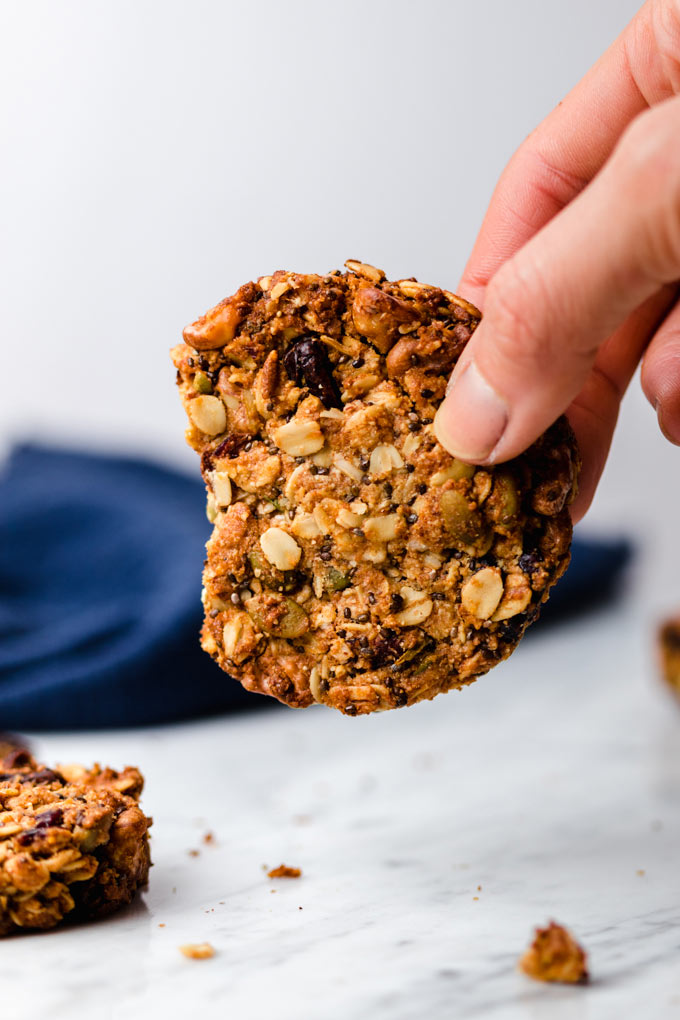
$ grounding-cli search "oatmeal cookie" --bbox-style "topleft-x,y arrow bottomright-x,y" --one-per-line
0,749 -> 151,935
658,615 -> 680,699
172,259 -> 579,714
519,921 -> 589,983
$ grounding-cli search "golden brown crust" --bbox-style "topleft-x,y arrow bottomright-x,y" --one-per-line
519,921 -> 589,984
172,260 -> 580,715
0,751 -> 151,936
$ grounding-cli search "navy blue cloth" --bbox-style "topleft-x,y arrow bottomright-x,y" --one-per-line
0,444 -> 632,731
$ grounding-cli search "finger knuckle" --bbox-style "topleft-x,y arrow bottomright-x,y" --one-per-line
615,101 -> 680,280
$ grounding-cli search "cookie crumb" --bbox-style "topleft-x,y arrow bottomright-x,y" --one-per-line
268,865 -> 302,879
519,921 -> 588,984
187,849 -> 200,857
203,831 -> 215,845
658,616 -> 680,698
179,942 -> 215,960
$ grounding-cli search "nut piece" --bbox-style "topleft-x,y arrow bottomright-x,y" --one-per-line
351,285 -> 419,353
188,395 -> 227,436
492,572 -> 532,621
273,419 -> 325,457
222,612 -> 260,665
460,567 -> 504,619
253,351 -> 279,418
344,259 -> 385,283
183,297 -> 240,350
212,471 -> 232,507
260,528 -> 302,571
179,943 -> 215,960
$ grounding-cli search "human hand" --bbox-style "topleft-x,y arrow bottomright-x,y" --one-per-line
434,0 -> 680,521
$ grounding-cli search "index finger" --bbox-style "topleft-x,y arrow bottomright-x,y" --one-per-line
459,0 -> 678,306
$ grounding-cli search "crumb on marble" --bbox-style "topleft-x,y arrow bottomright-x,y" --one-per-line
636,869 -> 646,876
203,831 -> 215,845
519,921 -> 588,984
180,942 -> 215,960
268,865 -> 302,879
188,849 -> 200,857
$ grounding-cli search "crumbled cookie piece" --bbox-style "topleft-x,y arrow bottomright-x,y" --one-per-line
0,751 -> 151,936
172,259 -> 579,715
267,864 -> 302,879
658,616 -> 680,698
519,921 -> 589,984
180,942 -> 215,959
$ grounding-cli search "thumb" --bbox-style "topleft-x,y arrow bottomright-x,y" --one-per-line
434,95 -> 680,465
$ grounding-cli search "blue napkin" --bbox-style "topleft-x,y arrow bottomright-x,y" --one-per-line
0,445 -> 632,731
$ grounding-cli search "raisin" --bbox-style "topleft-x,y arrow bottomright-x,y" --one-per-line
283,337 -> 342,409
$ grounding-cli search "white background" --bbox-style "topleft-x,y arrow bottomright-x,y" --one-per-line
1,0 -> 678,607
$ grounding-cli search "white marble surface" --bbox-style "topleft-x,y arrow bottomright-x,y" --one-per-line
7,596 -> 680,1020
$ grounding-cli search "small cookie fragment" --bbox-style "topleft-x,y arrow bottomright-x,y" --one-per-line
519,921 -> 589,984
179,942 -> 215,959
267,864 -> 301,879
658,616 -> 680,699
172,259 -> 579,715
0,751 -> 151,936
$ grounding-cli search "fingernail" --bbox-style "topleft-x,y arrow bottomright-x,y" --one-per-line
433,361 -> 508,462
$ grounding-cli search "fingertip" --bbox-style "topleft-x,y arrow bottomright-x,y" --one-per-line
433,362 -> 508,464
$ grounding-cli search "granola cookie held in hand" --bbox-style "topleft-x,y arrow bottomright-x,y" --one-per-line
0,750 -> 151,935
172,260 -> 579,715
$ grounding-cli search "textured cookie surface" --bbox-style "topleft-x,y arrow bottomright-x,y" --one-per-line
0,749 -> 151,935
172,260 -> 579,715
